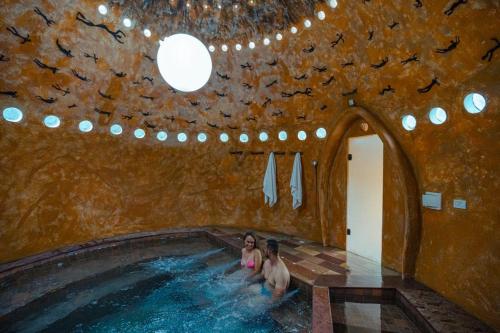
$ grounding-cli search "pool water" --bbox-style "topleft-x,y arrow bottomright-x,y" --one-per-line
1,239 -> 311,332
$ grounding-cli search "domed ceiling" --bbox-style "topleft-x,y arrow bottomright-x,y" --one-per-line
1,0 -> 497,142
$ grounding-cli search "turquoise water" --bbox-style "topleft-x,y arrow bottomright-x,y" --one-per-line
21,248 -> 308,332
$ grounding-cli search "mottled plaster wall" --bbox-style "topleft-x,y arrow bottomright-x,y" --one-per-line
0,0 -> 499,329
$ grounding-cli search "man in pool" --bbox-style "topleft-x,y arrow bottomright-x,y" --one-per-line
253,239 -> 290,300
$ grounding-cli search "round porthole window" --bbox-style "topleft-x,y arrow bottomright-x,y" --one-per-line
328,0 -> 338,8
197,132 -> 207,142
157,131 -> 168,141
220,133 -> 229,142
278,130 -> 288,141
298,130 -> 307,141
235,44 -> 242,51
402,115 -> 417,131
208,45 -> 215,52
123,18 -> 132,28
134,128 -> 145,139
2,107 -> 23,123
290,26 -> 298,34
177,132 -> 188,142
464,93 -> 486,114
143,28 -> 152,38
239,133 -> 249,143
248,41 -> 255,49
78,120 -> 93,133
44,115 -> 60,128
157,34 -> 212,92
304,19 -> 312,28
316,127 -> 327,139
429,107 -> 447,125
98,4 -> 107,15
110,124 -> 123,135
276,33 -> 283,41
259,132 -> 269,142
317,11 -> 326,20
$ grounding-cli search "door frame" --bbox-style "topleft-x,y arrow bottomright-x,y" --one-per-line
318,106 -> 421,278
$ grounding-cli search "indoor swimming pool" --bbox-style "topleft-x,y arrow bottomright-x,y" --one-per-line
0,236 -> 311,332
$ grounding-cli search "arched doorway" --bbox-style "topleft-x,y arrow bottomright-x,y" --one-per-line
318,106 -> 421,278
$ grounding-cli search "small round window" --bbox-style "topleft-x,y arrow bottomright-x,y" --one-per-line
110,124 -> 123,135
290,26 -> 298,34
402,115 -> 417,131
278,130 -> 288,141
177,132 -> 188,142
2,107 -> 23,122
298,130 -> 307,141
197,132 -> 207,142
78,120 -> 93,132
220,133 -> 229,143
44,115 -> 61,128
259,132 -> 269,142
329,0 -> 338,8
134,128 -> 145,139
316,127 -> 327,139
429,107 -> 447,125
239,133 -> 249,143
157,131 -> 168,141
464,93 -> 486,114
317,11 -> 326,20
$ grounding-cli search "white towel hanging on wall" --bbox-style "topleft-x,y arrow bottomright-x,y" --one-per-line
263,152 -> 277,207
290,152 -> 303,209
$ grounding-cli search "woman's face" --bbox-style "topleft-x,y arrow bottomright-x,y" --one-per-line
244,235 -> 255,251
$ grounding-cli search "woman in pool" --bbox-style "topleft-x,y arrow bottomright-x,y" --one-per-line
241,232 -> 262,277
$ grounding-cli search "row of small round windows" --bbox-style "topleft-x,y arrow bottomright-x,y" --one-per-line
1,92 -> 487,135
1,111 -> 327,142
401,93 -> 487,131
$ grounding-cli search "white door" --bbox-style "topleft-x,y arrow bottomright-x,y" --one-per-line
346,134 -> 383,263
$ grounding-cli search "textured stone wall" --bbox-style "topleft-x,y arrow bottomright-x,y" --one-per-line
0,0 -> 498,328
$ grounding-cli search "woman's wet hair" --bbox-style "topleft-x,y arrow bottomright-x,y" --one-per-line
243,231 -> 258,249
266,239 -> 279,255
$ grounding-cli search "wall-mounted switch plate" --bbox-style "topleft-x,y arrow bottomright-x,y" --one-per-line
422,192 -> 442,210
453,199 -> 467,209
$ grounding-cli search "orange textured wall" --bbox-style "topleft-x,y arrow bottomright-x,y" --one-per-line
0,0 -> 499,329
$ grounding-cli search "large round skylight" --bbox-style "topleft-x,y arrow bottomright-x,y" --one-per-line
464,93 -> 486,114
110,124 -> 123,135
134,128 -> 145,139
44,115 -> 60,128
78,120 -> 93,133
157,34 -> 212,92
2,107 -> 23,122
402,115 -> 417,131
316,127 -> 327,139
157,131 -> 168,141
259,132 -> 269,142
429,107 -> 447,125
220,133 -> 229,142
